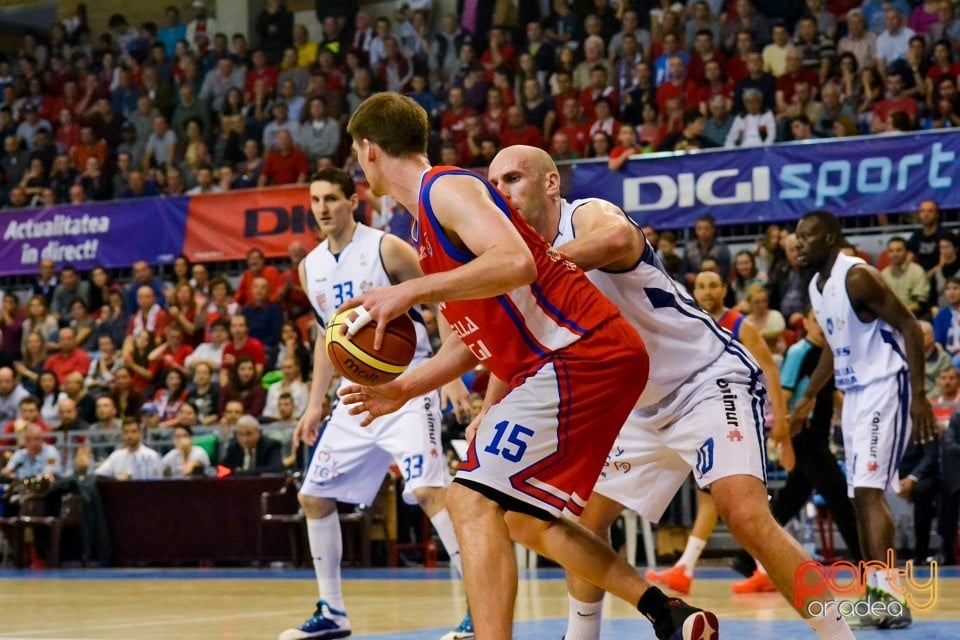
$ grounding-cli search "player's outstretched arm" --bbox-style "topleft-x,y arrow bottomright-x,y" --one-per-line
847,264 -> 936,443
738,320 -> 793,469
341,331 -> 479,427
560,200 -> 646,272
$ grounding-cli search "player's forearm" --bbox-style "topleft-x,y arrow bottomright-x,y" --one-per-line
483,374 -> 508,412
558,223 -> 636,272
404,247 -> 536,306
901,319 -> 928,398
307,334 -> 335,410
802,347 -> 834,402
397,334 -> 478,401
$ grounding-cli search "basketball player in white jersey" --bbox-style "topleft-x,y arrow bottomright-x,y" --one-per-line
793,209 -> 936,629
485,146 -> 854,640
279,168 -> 471,640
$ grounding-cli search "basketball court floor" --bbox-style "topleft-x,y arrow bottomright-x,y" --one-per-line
1,566 -> 958,639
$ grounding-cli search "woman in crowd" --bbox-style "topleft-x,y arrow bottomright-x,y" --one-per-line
730,250 -> 767,313
15,331 -> 48,394
204,276 -> 238,339
744,282 -> 787,358
153,368 -> 189,427
110,365 -> 145,422
931,234 -> 960,313
21,295 -> 58,352
276,322 -> 311,383
93,288 -> 128,351
37,370 -> 66,427
588,130 -> 613,158
169,282 -> 205,347
218,356 -> 266,418
123,330 -> 160,395
87,266 -> 113,317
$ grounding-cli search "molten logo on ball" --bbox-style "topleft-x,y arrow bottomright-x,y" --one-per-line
325,308 -> 417,386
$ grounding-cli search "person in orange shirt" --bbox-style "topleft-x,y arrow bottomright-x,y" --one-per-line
234,249 -> 284,306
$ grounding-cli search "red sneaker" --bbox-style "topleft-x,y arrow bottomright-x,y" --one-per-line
731,569 -> 777,593
645,565 -> 693,595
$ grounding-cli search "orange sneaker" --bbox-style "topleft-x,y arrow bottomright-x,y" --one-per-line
645,565 -> 693,595
731,569 -> 777,594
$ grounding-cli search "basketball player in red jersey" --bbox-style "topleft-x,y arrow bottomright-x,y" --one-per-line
337,93 -> 719,640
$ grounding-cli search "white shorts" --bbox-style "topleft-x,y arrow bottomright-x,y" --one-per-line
594,349 -> 768,522
841,369 -> 911,498
300,390 -> 449,506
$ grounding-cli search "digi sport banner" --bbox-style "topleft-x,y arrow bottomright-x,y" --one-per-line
569,130 -> 960,229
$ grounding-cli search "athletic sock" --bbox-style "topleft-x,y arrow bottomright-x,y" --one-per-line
637,585 -> 670,623
807,602 -> 856,639
565,594 -> 604,640
675,535 -> 706,575
307,512 -> 346,613
430,508 -> 462,577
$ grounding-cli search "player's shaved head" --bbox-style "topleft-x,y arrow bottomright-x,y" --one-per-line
488,145 -> 561,233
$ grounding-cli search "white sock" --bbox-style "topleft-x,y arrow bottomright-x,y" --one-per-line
870,567 -> 903,601
307,512 -> 346,613
755,560 -> 767,575
430,508 -> 462,577
807,601 -> 855,639
675,536 -> 706,575
565,594 -> 604,640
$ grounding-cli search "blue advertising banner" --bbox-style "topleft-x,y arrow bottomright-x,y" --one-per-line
569,130 -> 960,229
0,197 -> 189,276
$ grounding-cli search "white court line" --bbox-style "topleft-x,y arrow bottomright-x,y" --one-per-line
0,606 -> 306,638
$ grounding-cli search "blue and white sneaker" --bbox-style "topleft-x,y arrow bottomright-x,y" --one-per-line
278,600 -> 352,639
440,611 -> 475,640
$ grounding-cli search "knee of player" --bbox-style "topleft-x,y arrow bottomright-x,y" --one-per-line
504,510 -> 553,547
412,486 -> 447,516
299,493 -> 337,518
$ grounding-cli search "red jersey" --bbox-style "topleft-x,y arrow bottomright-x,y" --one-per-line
415,166 -> 622,383
717,308 -> 745,342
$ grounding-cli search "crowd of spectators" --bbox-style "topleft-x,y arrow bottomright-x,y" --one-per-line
0,243 -> 336,480
2,0 -> 960,208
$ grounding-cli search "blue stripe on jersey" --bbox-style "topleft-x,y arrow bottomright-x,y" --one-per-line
529,282 -> 587,335
644,286 -> 734,349
496,295 -> 549,358
420,172 -> 476,264
879,328 -> 908,364
731,316 -> 744,342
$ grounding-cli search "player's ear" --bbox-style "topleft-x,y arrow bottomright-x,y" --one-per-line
544,171 -> 560,194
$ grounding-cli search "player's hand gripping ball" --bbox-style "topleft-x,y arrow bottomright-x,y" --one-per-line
325,306 -> 417,386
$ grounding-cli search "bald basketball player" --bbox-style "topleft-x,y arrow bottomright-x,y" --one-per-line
483,145 -> 852,640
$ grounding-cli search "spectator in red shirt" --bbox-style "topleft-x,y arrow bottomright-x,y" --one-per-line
1,396 -> 50,439
556,98 -> 592,156
245,49 -> 279,96
656,55 -> 700,112
608,123 -> 644,171
69,126 -> 108,172
148,324 -> 195,376
480,26 -> 517,80
499,105 -> 545,149
217,356 -> 266,418
234,248 -> 284,306
579,65 -> 619,120
588,97 -> 619,138
43,327 -> 91,385
874,72 -> 918,127
551,70 -> 579,115
258,130 -> 309,186
926,39 -> 960,89
776,49 -> 820,113
440,87 -> 476,145
687,29 -> 728,86
128,286 -> 171,340
277,241 -> 312,323
222,314 -> 266,380
698,60 -> 734,113
727,30 -> 755,86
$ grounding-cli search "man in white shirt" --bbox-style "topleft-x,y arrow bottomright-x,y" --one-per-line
184,318 -> 228,380
95,419 -> 162,480
875,8 -> 915,70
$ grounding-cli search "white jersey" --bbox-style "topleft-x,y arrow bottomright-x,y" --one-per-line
809,252 -> 907,390
303,223 -> 433,385
557,199 -> 740,407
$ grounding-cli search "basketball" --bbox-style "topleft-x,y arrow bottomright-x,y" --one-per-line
325,308 -> 417,386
